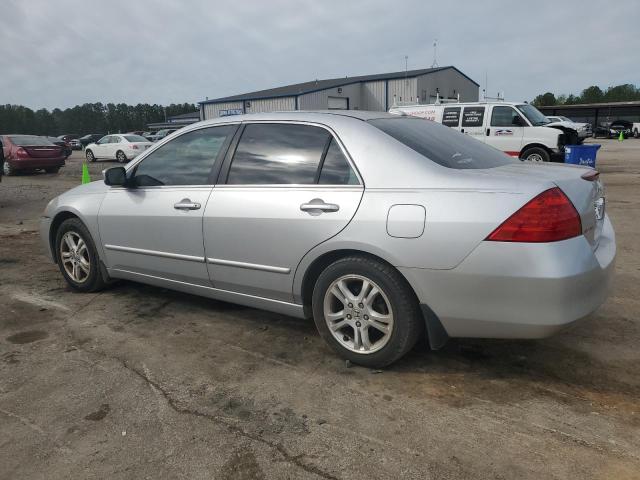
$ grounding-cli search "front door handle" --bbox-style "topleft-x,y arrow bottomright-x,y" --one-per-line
300,198 -> 340,215
174,198 -> 201,210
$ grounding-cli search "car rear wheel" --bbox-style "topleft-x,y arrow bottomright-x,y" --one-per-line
55,218 -> 106,292
85,150 -> 96,162
45,167 -> 60,174
521,147 -> 550,163
116,150 -> 127,163
312,255 -> 423,368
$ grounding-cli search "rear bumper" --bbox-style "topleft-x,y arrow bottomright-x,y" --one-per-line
9,157 -> 66,170
400,215 -> 616,339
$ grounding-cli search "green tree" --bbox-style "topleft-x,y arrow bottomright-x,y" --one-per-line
532,92 -> 557,106
580,85 -> 604,103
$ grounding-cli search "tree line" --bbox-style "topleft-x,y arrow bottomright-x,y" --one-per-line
0,102 -> 198,136
532,83 -> 640,107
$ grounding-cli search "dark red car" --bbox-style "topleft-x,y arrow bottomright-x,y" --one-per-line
1,135 -> 66,175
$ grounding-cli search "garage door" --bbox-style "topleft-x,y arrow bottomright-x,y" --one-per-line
328,96 -> 348,110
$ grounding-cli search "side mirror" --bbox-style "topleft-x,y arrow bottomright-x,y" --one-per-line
512,116 -> 525,127
104,166 -> 127,186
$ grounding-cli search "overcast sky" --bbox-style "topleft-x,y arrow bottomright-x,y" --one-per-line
2,0 -> 638,110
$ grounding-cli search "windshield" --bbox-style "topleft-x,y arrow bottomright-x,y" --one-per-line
124,135 -> 148,142
559,116 -> 572,122
9,135 -> 55,146
368,117 -> 516,170
516,104 -> 550,126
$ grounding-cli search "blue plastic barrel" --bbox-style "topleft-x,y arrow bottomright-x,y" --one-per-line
564,144 -> 601,168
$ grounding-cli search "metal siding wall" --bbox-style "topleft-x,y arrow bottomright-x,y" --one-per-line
361,81 -> 386,111
245,97 -> 296,113
202,101 -> 244,119
417,70 -> 479,103
387,78 -> 418,107
298,83 -> 362,110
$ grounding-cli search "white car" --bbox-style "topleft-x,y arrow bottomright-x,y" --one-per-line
546,116 -> 592,142
85,134 -> 153,163
390,101 -> 575,162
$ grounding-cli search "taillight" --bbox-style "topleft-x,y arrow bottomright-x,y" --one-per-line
16,147 -> 29,159
486,187 -> 582,242
131,144 -> 139,149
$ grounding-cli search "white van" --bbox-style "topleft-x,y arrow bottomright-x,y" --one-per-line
389,101 -> 576,162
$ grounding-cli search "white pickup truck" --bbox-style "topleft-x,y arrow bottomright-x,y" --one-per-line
389,101 -> 580,162
546,115 -> 592,142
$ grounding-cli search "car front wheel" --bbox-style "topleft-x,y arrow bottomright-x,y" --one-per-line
312,255 -> 423,368
55,218 -> 106,292
85,150 -> 96,162
3,161 -> 16,176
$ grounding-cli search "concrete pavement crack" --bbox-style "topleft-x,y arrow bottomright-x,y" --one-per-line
119,359 -> 340,480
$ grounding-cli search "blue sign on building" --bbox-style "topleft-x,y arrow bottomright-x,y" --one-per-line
219,109 -> 244,117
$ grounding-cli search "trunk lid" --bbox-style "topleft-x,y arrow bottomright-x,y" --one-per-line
492,162 -> 604,248
23,145 -> 64,158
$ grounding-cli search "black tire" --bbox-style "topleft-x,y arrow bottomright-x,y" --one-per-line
85,150 -> 96,162
116,150 -> 127,163
634,129 -> 639,139
3,161 -> 16,176
45,167 -> 60,174
312,255 -> 423,368
520,146 -> 550,163
54,218 -> 106,293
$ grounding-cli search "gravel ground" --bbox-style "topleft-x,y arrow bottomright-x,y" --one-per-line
0,141 -> 639,479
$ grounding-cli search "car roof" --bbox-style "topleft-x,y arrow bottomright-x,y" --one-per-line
194,110 -> 396,128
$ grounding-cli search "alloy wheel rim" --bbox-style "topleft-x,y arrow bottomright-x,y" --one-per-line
86,152 -> 93,161
117,152 -> 125,162
323,274 -> 394,354
60,231 -> 90,283
3,162 -> 9,175
528,153 -> 544,162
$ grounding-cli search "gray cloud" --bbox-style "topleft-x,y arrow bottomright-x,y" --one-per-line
2,0 -> 638,109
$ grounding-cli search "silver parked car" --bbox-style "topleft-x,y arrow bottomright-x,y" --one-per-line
40,112 -> 615,367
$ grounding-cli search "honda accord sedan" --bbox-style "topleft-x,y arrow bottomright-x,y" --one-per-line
40,111 -> 615,367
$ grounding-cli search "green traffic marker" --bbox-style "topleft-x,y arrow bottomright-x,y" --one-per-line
82,162 -> 91,184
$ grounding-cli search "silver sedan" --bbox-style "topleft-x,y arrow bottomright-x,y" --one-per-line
40,111 -> 616,367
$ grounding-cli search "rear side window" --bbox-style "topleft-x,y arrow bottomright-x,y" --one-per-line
318,139 -> 359,185
461,107 -> 485,127
442,107 -> 461,127
133,125 -> 234,186
227,124 -> 329,184
369,117 -> 516,169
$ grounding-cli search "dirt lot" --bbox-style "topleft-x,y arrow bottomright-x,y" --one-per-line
0,141 -> 639,479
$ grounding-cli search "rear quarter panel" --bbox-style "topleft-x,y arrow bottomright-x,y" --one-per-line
293,187 -> 541,300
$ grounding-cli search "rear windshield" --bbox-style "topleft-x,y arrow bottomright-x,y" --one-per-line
368,117 -> 516,169
124,135 -> 148,142
8,135 -> 55,146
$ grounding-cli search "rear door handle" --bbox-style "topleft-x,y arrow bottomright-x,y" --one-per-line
174,199 -> 201,210
300,199 -> 340,215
